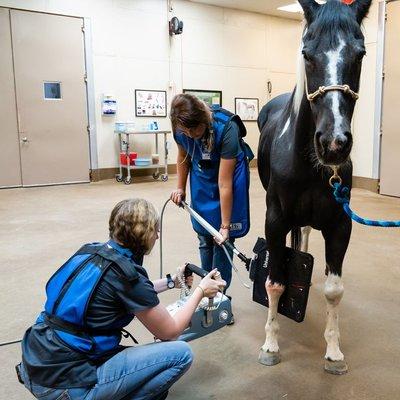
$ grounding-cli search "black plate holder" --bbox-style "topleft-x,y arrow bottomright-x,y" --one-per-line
249,237 -> 314,323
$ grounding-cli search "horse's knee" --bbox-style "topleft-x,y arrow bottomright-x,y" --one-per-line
324,273 -> 344,305
265,279 -> 285,297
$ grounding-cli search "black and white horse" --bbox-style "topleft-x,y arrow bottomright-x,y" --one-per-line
257,0 -> 372,374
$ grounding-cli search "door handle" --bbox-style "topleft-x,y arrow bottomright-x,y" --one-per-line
21,137 -> 29,143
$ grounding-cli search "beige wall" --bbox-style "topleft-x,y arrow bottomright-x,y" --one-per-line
0,0 -> 380,179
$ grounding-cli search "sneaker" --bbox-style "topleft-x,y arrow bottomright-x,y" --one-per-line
227,314 -> 235,325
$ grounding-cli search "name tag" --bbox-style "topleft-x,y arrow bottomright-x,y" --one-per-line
230,222 -> 242,231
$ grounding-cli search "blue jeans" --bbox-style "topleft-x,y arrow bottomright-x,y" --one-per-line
20,341 -> 193,400
197,234 -> 235,289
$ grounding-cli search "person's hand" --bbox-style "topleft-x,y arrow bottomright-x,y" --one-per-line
170,189 -> 186,206
214,227 -> 229,245
173,264 -> 194,288
198,269 -> 226,298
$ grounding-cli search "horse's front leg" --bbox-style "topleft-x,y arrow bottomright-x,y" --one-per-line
259,202 -> 289,366
322,216 -> 352,375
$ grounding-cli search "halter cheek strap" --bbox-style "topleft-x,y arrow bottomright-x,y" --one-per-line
305,74 -> 359,102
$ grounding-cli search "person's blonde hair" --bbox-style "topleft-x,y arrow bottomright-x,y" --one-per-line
109,199 -> 159,256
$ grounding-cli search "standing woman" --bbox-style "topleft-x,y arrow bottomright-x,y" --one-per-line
170,94 -> 253,320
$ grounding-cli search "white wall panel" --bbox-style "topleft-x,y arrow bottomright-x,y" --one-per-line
0,0 -> 379,177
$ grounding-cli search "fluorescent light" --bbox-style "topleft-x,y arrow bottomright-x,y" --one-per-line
278,1 -> 326,14
277,2 -> 303,13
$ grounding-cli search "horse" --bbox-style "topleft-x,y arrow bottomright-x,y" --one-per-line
257,0 -> 372,375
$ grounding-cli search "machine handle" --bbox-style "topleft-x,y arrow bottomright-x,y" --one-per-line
184,263 -> 208,278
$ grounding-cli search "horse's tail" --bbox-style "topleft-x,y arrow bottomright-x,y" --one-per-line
290,227 -> 302,251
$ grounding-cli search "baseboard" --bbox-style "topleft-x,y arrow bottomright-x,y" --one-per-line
352,176 -> 379,193
91,165 -> 177,182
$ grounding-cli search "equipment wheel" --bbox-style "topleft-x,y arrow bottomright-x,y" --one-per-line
116,175 -> 123,182
161,174 -> 168,182
152,172 -> 160,180
124,177 -> 132,185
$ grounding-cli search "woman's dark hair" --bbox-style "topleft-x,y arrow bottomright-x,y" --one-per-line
109,199 -> 159,256
170,93 -> 213,150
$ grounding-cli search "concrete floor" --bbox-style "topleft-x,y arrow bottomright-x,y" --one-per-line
1,171 -> 399,400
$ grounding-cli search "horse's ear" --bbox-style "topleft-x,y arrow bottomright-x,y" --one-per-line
350,0 -> 372,24
298,0 -> 320,24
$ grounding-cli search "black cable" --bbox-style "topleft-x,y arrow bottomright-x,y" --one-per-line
0,338 -> 22,347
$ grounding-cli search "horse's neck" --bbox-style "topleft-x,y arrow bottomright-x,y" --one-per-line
291,94 -> 315,152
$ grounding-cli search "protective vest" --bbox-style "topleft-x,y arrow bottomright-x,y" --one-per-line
174,106 -> 254,238
38,241 -> 139,356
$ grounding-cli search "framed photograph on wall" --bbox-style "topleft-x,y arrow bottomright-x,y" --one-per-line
135,89 -> 167,117
235,98 -> 259,121
183,89 -> 222,107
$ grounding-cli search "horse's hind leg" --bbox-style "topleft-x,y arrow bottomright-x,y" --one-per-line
322,217 -> 351,375
259,201 -> 288,366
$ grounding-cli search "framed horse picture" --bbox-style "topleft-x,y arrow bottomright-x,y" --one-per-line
235,97 -> 259,121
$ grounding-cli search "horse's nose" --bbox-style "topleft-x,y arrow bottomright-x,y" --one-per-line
329,132 -> 350,152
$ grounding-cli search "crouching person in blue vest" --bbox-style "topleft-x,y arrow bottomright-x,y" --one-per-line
170,94 -> 253,324
17,198 -> 225,400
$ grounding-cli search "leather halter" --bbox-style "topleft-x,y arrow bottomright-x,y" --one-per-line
305,73 -> 359,102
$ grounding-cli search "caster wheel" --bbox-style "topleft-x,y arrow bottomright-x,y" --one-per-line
115,175 -> 123,182
161,174 -> 168,182
152,172 -> 160,180
124,177 -> 132,185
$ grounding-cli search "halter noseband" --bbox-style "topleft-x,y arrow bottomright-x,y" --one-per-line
305,74 -> 359,102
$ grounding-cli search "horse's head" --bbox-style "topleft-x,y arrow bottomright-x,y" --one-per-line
298,0 -> 372,166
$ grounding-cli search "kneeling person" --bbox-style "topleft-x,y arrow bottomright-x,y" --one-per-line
18,198 -> 225,400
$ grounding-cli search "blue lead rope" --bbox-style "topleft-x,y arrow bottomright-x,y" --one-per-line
332,182 -> 400,227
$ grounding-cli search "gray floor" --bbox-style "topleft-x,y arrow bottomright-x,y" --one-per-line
1,171 -> 399,400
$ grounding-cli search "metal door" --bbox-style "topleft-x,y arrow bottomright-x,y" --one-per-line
0,8 -> 21,188
380,0 -> 400,197
11,10 -> 90,186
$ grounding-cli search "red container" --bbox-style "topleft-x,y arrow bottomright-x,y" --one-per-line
120,152 -> 138,165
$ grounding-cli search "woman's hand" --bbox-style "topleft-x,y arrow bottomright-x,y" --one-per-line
214,227 -> 229,245
173,264 -> 194,288
198,269 -> 226,298
170,188 -> 186,206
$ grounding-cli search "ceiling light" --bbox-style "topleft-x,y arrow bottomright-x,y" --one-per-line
277,2 -> 303,13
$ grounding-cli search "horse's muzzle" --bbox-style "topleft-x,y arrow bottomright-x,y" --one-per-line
315,131 -> 352,165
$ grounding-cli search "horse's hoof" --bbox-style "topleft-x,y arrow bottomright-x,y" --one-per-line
324,359 -> 348,375
258,350 -> 281,366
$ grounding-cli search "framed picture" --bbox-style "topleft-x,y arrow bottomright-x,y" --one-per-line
235,97 -> 259,121
135,89 -> 167,117
183,89 -> 222,107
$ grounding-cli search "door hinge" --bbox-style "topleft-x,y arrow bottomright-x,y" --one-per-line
81,26 -> 85,33
87,125 -> 91,134
84,74 -> 88,82
382,71 -> 385,80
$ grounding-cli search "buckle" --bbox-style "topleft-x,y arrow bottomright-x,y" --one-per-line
15,363 -> 24,384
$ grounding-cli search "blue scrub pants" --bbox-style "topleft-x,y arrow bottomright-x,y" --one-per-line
197,234 -> 235,290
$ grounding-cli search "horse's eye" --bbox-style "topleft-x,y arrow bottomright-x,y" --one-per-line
356,50 -> 366,62
302,49 -> 312,63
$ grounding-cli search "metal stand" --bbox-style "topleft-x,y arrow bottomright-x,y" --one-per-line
115,130 -> 171,184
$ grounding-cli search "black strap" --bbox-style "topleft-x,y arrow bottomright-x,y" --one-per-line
77,244 -> 139,282
44,313 -> 120,338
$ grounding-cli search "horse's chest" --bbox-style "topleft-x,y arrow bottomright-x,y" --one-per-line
290,190 -> 336,229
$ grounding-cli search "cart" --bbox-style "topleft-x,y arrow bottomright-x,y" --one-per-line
115,130 -> 171,185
